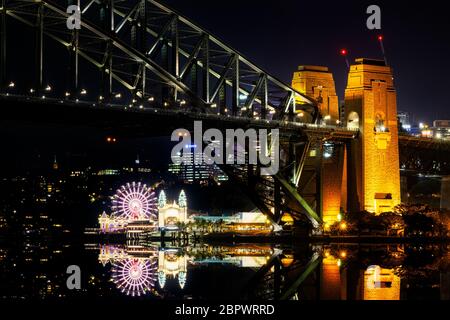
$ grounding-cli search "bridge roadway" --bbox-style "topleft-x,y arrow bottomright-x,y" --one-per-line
3,94 -> 450,151
0,94 -> 358,141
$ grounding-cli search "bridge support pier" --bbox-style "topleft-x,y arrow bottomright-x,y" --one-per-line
321,143 -> 346,229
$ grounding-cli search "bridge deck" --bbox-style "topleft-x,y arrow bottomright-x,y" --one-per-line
0,94 -> 358,140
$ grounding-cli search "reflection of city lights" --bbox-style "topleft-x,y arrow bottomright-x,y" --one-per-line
111,259 -> 157,297
111,182 -> 158,221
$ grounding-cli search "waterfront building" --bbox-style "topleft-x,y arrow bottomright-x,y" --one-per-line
158,190 -> 188,230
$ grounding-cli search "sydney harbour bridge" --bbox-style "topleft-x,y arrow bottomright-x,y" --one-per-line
1,0 -> 450,233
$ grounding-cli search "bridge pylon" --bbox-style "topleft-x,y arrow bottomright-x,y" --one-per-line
344,58 -> 401,214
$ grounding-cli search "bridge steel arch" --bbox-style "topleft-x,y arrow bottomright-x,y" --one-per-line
1,0 -> 319,122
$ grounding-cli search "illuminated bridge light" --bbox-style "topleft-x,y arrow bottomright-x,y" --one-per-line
8,81 -> 15,88
45,85 -> 52,92
80,89 -> 87,95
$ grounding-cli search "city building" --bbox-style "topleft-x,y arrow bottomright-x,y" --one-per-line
191,211 -> 274,235
397,111 -> 411,132
168,144 -> 227,185
433,120 -> 450,140
98,212 -> 127,233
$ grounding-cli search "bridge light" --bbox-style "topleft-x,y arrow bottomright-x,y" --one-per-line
132,98 -> 137,103
45,85 -> 52,92
98,95 -> 104,101
339,250 -> 347,258
29,88 -> 35,93
65,92 -> 71,97
336,120 -> 341,124
239,94 -> 247,100
8,81 -> 15,88
80,89 -> 87,95
297,112 -> 304,118
323,115 -> 331,121
211,103 -> 217,108
41,95 -> 46,99
139,105 -> 144,109
164,102 -> 169,107
180,100 -> 186,106
148,96 -> 154,102
114,93 -> 122,99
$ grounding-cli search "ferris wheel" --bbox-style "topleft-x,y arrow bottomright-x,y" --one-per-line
111,182 -> 158,221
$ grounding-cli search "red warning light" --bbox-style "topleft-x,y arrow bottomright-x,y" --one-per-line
378,35 -> 384,41
340,49 -> 348,56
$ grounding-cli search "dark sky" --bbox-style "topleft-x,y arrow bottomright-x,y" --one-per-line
161,0 -> 450,124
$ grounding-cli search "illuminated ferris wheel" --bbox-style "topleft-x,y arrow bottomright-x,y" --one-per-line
111,182 -> 158,221
111,258 -> 157,297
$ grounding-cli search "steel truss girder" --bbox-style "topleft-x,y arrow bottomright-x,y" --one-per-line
6,0 -> 206,105
3,0 -> 318,121
221,133 -> 322,226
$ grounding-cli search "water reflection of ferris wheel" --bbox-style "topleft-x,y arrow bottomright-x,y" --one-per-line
111,258 -> 158,297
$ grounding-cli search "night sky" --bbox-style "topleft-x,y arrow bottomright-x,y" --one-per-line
161,0 -> 450,123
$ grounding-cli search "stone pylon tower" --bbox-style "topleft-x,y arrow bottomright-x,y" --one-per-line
344,58 -> 400,213
292,65 -> 340,123
292,66 -> 345,227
